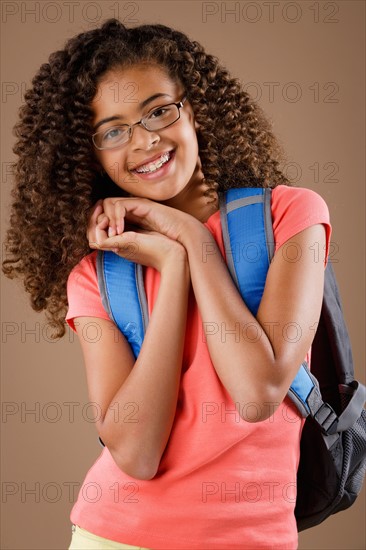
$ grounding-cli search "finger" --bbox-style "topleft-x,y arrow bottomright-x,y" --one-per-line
101,232 -> 140,261
107,197 -> 151,225
114,202 -> 126,235
90,201 -> 104,225
96,213 -> 114,237
96,216 -> 109,236
98,215 -> 110,230
102,198 -> 118,236
86,201 -> 104,241
96,219 -> 110,247
97,213 -> 109,225
89,215 -> 110,249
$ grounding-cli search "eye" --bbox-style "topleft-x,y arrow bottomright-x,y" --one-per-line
149,106 -> 172,119
102,126 -> 127,143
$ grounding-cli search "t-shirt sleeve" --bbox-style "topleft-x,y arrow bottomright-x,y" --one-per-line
271,185 -> 332,267
65,251 -> 111,332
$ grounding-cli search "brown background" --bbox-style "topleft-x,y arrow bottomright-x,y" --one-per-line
1,1 -> 365,549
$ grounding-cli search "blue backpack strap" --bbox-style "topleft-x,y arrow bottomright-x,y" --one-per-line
96,250 -> 148,359
219,187 -> 274,314
219,187 -> 327,423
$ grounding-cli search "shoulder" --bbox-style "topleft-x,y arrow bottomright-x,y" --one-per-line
67,251 -> 98,286
66,250 -> 100,299
271,185 -> 332,262
66,251 -> 110,332
271,184 -> 330,224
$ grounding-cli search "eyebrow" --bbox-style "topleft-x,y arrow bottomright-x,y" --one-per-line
93,93 -> 173,131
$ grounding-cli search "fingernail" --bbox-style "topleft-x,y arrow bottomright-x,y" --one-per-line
108,227 -> 115,237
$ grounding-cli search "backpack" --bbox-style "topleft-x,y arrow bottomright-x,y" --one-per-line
95,186 -> 366,532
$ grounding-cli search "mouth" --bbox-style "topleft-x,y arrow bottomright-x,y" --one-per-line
131,150 -> 174,176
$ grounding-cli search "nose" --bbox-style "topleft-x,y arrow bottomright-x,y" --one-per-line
129,123 -> 160,150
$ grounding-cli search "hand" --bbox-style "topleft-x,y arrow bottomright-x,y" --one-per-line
87,201 -> 187,273
87,197 -> 200,244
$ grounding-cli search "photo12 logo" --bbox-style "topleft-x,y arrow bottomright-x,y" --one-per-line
1,1 -> 140,24
1,480 -> 139,504
201,2 -> 340,24
201,480 -> 297,504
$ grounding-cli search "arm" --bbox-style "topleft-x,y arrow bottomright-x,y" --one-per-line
179,220 -> 326,421
88,195 -> 327,421
75,228 -> 190,480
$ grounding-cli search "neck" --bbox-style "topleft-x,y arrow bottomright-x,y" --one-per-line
161,170 -> 219,223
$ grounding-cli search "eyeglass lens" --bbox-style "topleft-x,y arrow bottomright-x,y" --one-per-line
94,103 -> 180,150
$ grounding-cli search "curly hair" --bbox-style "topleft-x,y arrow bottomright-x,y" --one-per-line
2,18 -> 291,339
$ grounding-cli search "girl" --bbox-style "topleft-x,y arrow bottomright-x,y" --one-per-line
3,18 -> 331,550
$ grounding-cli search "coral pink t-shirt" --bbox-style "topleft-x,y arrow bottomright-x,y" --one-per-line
66,185 -> 332,550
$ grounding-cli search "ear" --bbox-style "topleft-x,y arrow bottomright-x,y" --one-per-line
194,120 -> 200,130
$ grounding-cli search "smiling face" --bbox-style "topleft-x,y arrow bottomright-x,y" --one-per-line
91,63 -> 204,204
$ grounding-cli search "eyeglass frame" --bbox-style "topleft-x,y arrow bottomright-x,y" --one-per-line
92,95 -> 188,150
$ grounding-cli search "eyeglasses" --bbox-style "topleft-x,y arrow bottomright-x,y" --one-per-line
92,96 -> 188,150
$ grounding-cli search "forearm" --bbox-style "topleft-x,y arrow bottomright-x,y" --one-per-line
179,221 -> 324,419
103,255 -> 190,478
181,225 -> 275,411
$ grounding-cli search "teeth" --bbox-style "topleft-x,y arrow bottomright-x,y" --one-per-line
135,152 -> 170,173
